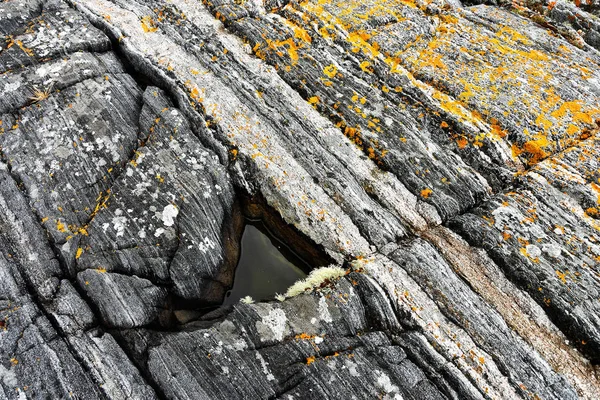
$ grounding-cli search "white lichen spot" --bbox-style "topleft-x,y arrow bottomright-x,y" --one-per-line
3,80 -> 22,94
0,365 -> 18,387
376,371 -> 401,397
162,204 -> 179,227
255,353 -> 275,382
542,243 -> 561,258
112,209 -> 127,237
345,360 -> 360,377
232,339 -> 248,351
198,237 -> 217,253
318,296 -> 332,323
525,244 -> 542,259
256,307 -> 287,342
61,241 -> 71,254
240,296 -> 254,304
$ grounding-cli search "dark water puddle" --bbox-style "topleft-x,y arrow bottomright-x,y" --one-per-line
222,219 -> 311,305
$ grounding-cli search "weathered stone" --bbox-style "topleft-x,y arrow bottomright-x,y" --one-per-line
3,0 -> 600,398
450,133 -> 600,362
76,87 -> 238,312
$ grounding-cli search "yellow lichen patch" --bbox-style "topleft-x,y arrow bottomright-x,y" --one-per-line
140,16 -> 158,33
496,26 -> 531,46
551,100 -> 583,120
566,124 -> 579,135
89,190 -> 111,222
534,114 -> 553,132
389,8 -> 600,167
56,220 -> 67,233
342,125 -> 363,148
188,85 -> 200,101
76,248 -> 83,259
266,38 -> 300,64
346,31 -> 379,58
414,47 -> 447,71
306,356 -> 316,365
428,89 -> 484,127
323,64 -> 338,78
519,247 -> 539,263
286,19 -> 312,44
359,60 -> 373,73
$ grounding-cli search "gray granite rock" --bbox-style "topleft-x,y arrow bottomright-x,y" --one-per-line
2,0 -> 600,398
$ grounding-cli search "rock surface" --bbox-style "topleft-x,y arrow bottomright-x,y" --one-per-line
1,0 -> 600,398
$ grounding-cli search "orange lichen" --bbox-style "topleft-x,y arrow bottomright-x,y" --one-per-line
512,135 -> 551,164
490,122 -> 508,138
295,333 -> 316,340
266,38 -> 300,64
456,137 -> 469,149
556,270 -> 567,284
420,188 -> 433,199
141,16 -> 158,33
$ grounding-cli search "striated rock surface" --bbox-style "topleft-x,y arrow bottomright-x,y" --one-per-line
1,0 -> 600,398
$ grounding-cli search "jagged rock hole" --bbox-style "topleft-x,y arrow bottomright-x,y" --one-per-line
222,219 -> 313,305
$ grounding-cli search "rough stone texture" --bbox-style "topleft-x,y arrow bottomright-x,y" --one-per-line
0,165 -> 157,399
76,87 -> 237,312
2,0 -> 600,398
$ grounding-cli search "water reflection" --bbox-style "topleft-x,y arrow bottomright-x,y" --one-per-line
222,219 -> 310,305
